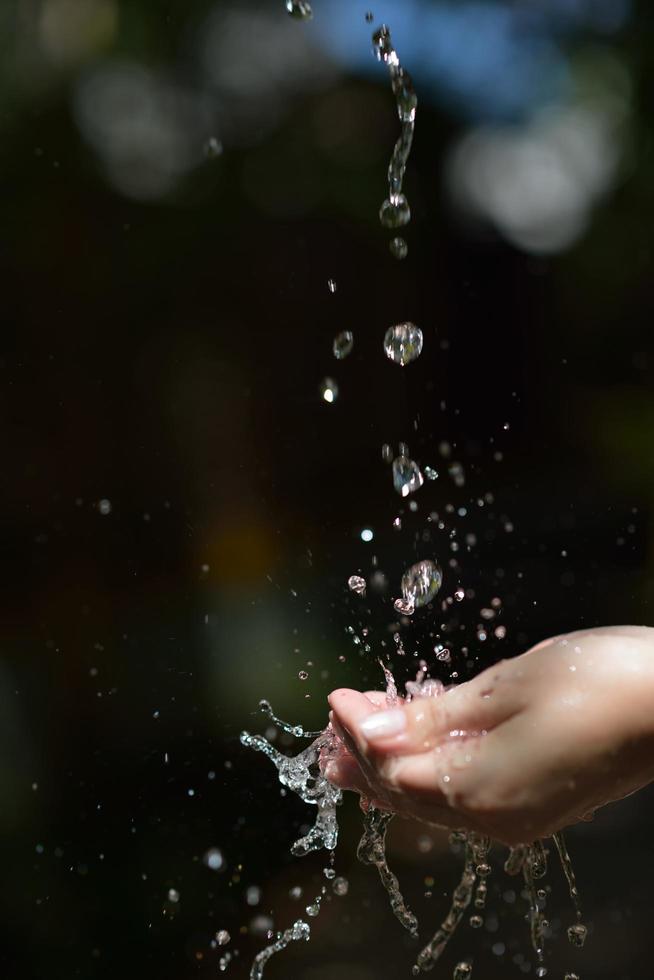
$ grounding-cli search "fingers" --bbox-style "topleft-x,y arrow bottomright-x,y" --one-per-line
329,668 -> 523,761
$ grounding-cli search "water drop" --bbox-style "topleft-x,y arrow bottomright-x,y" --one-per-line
217,930 -> 230,946
333,876 -> 349,896
384,322 -> 423,365
392,454 -> 424,496
380,194 -> 411,228
306,902 -> 320,917
448,462 -> 466,487
390,236 -> 408,259
365,10 -> 374,22
567,923 -> 587,947
454,588 -> 465,601
360,528 -> 374,542
469,914 -> 483,929
286,0 -> 313,20
98,498 -> 112,515
382,443 -> 393,463
320,377 -> 338,403
394,596 -> 415,616
424,465 -> 439,480
167,888 -> 180,903
204,137 -> 223,158
333,331 -> 353,360
203,848 -> 224,871
298,670 -> 309,681
347,575 -> 366,595
401,560 -> 442,608
476,862 -> 491,877
454,964 -> 473,980
564,975 -> 580,980
327,278 -> 337,293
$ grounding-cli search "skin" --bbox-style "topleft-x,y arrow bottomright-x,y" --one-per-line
324,626 -> 654,845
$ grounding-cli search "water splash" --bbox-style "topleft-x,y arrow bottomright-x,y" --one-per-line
414,837 -> 477,972
357,803 -> 419,936
250,919 -> 310,980
372,24 -> 417,229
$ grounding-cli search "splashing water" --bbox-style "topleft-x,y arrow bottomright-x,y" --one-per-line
372,24 -> 417,230
250,919 -> 310,980
242,669 -> 588,978
357,803 -> 419,936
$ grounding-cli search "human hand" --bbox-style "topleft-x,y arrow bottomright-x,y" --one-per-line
325,626 -> 654,844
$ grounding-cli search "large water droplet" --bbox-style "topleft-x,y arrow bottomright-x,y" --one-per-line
286,0 -> 313,20
384,322 -> 423,365
380,194 -> 411,228
401,560 -> 442,608
347,575 -> 366,596
453,963 -> 473,980
333,331 -> 353,360
567,923 -> 587,947
217,930 -> 230,946
390,236 -> 408,259
320,378 -> 338,403
333,876 -> 349,896
392,455 -> 424,497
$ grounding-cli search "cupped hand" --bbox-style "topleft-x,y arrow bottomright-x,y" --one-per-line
325,626 -> 654,845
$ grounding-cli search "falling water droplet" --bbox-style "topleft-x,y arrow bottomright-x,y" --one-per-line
394,596 -> 415,616
567,923 -> 587,948
365,10 -> 374,22
469,914 -> 483,929
204,136 -> 223,158
454,588 -> 465,602
333,876 -> 349,896
389,236 -> 408,259
384,322 -> 423,365
453,963 -> 473,980
98,498 -> 112,515
401,560 -> 442,608
347,575 -> 366,595
320,378 -> 338,403
382,443 -> 393,463
380,194 -> 411,228
298,670 -> 309,681
217,930 -> 230,946
327,278 -> 337,293
333,331 -> 353,360
286,0 -> 313,20
564,975 -> 580,980
424,465 -> 439,480
392,455 -> 424,496
168,888 -> 180,903
372,24 -> 417,230
360,528 -> 374,542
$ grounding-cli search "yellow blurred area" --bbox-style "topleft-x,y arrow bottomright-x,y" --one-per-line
39,0 -> 117,66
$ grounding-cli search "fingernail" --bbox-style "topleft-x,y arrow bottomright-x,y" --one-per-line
359,708 -> 406,741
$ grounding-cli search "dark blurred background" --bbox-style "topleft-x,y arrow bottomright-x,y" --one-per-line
1,0 -> 654,977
